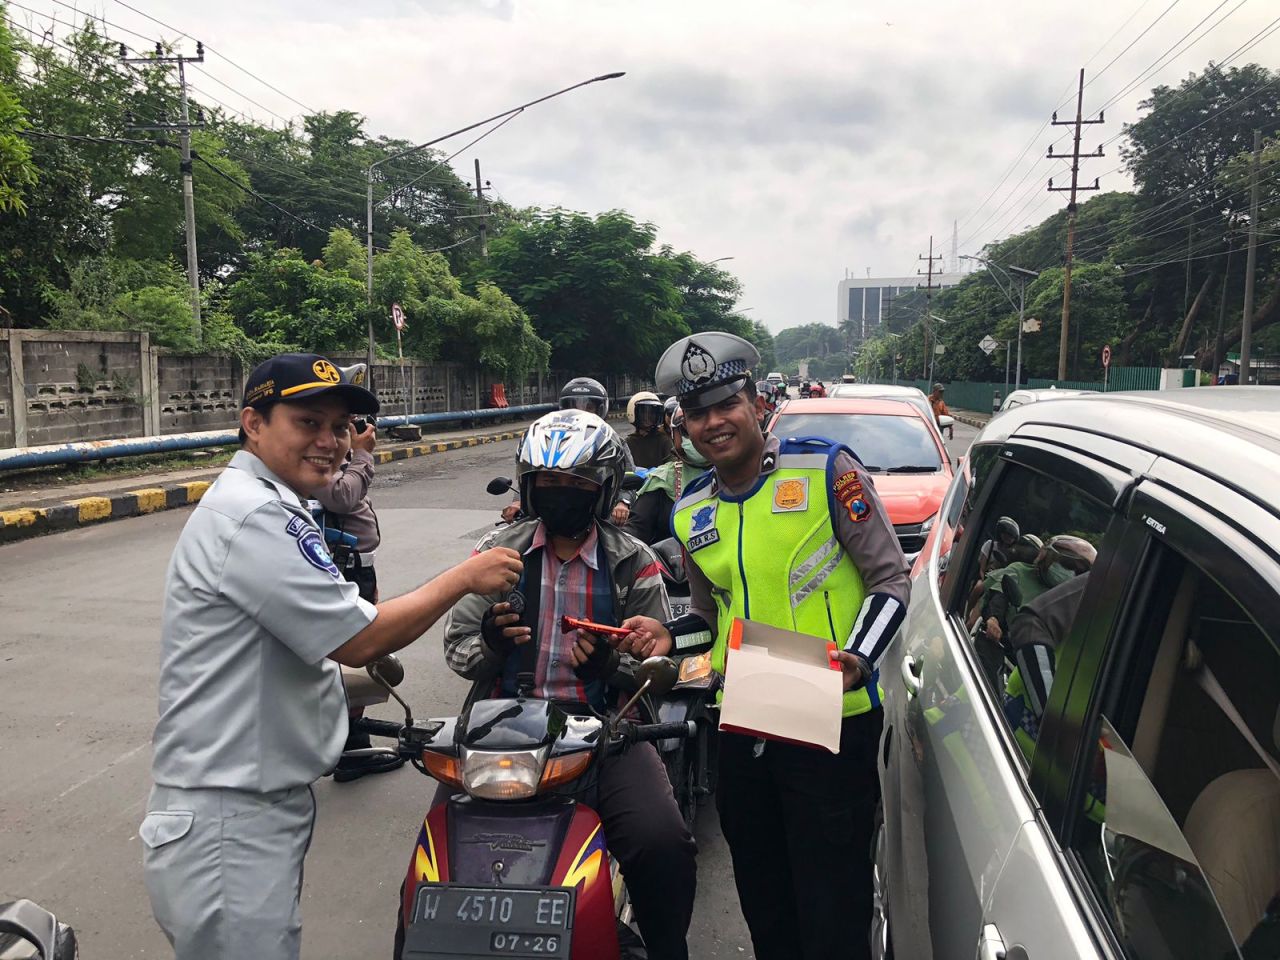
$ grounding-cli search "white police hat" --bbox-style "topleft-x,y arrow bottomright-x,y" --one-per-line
655,332 -> 761,411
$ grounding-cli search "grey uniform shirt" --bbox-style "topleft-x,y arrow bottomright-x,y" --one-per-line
312,449 -> 380,552
152,450 -> 377,793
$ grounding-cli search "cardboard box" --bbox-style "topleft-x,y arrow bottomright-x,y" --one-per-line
718,618 -> 845,753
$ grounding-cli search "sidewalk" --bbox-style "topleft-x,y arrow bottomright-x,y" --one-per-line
0,418 -> 536,544
951,408 -> 992,429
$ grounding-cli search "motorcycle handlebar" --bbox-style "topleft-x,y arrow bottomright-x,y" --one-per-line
627,720 -> 698,743
352,717 -> 405,740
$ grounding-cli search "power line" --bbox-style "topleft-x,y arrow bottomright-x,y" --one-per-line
190,151 -> 328,235
108,0 -> 317,114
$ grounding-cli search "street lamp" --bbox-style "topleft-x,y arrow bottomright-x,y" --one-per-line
365,71 -> 626,366
960,254 -> 1039,390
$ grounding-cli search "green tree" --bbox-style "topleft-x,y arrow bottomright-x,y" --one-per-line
0,9 -> 36,216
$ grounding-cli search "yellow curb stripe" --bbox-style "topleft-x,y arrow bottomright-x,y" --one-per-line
180,481 -> 211,503
68,496 -> 112,523
131,488 -> 167,513
0,507 -> 46,528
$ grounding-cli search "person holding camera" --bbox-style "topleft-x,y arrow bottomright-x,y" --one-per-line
312,404 -> 400,783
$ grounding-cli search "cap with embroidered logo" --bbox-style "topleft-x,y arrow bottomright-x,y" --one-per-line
242,353 -> 379,414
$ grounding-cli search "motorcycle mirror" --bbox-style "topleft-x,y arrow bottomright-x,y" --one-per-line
635,656 -> 679,698
368,655 -> 414,726
486,477 -> 514,496
621,472 -> 645,492
652,538 -> 686,583
1001,573 -> 1023,610
368,653 -> 404,688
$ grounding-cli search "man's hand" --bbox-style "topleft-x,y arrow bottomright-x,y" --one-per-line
501,501 -> 523,523
481,601 -> 531,654
569,629 -> 614,680
351,421 -> 377,454
611,501 -> 631,525
612,616 -> 674,659
458,547 -> 522,595
984,617 -> 1003,643
830,650 -> 870,692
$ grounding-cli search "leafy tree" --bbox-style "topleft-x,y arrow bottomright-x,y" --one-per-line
773,323 -> 844,368
0,10 -> 36,216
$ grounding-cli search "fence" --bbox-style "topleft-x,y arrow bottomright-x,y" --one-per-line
1,328 -> 651,451
873,365 -> 1168,413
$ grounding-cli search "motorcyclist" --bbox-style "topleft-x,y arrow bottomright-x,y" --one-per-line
809,379 -> 827,398
625,390 -> 674,467
502,376 -> 633,523
978,515 -> 1020,581
443,409 -> 696,960
624,404 -> 711,546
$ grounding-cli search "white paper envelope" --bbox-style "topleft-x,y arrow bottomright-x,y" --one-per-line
718,618 -> 845,753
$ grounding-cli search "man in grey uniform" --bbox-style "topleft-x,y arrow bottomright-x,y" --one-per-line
141,352 -> 522,960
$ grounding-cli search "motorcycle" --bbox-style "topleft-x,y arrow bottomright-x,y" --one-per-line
648,537 -> 720,829
356,655 -> 696,960
0,899 -> 78,959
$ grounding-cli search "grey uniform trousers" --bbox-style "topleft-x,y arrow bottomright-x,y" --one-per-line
141,783 -> 317,960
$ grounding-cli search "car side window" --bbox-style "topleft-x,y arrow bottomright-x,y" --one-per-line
1067,544 -> 1278,958
949,454 -> 1112,759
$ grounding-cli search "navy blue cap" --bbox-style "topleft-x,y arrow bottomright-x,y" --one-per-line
243,353 -> 379,414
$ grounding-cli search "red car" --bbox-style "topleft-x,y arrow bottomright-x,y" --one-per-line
767,397 -> 953,561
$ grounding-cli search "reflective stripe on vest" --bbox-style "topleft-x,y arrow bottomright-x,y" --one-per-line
673,444 -> 881,717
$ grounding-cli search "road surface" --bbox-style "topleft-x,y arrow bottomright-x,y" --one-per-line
0,420 -> 978,958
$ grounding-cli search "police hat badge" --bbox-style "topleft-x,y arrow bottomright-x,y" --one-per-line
681,341 -> 717,386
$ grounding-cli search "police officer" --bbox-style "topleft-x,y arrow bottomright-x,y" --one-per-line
140,352 -> 522,960
612,333 -> 910,960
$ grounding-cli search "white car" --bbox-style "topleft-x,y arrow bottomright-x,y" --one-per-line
825,383 -> 953,440
999,387 -> 1096,412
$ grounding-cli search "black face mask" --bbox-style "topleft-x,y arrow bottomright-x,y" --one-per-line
534,486 -> 598,538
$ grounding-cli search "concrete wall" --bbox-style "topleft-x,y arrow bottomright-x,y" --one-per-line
0,330 -> 653,449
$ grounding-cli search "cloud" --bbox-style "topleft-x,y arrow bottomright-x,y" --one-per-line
90,0 -> 1280,334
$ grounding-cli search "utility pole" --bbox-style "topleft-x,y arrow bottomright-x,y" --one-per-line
918,237 -> 942,383
123,42 -> 205,342
474,159 -> 489,258
1240,128 -> 1262,384
1048,68 -> 1104,381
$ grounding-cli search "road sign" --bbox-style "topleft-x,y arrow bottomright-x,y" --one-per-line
1102,344 -> 1112,368
934,344 -> 946,355
979,335 -> 999,356
1023,317 -> 1042,333
392,302 -> 406,331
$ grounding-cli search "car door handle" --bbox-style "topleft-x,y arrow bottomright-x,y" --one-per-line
900,655 -> 922,697
978,923 -> 1006,960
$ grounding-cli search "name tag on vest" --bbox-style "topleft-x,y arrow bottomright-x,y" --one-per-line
772,476 -> 809,513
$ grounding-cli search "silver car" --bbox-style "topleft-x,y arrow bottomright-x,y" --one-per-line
875,387 -> 1280,960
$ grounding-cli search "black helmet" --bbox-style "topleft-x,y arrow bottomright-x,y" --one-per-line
559,377 -> 609,418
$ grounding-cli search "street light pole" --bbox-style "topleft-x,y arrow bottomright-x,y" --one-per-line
364,72 -> 625,368
960,255 -> 1039,390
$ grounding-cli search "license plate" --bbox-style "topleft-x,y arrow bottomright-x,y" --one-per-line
402,884 -> 574,959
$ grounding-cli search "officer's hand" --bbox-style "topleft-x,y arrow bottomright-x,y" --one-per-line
501,501 -> 523,523
481,602 -> 532,654
351,421 -> 377,453
460,547 -> 522,595
611,501 -> 631,525
984,617 -> 1003,643
830,650 -> 870,692
614,616 -> 674,658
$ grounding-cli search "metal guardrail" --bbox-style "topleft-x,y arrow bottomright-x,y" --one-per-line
0,404 -> 557,472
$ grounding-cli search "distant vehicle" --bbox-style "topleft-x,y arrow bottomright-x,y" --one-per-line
766,372 -> 785,386
787,374 -> 801,387
825,384 -> 945,438
875,387 -> 1280,960
841,374 -> 858,383
998,387 -> 1096,412
768,397 -> 952,561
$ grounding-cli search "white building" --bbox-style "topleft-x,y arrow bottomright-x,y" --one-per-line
837,273 -> 967,347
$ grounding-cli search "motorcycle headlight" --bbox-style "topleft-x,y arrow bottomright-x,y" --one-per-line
459,747 -> 548,800
675,652 -> 715,689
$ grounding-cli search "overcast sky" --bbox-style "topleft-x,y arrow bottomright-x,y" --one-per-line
24,0 -> 1280,332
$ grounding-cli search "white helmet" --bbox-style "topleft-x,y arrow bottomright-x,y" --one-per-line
517,410 -> 628,521
626,390 -> 663,426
